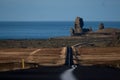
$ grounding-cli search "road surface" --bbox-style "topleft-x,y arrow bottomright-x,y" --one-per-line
65,47 -> 74,66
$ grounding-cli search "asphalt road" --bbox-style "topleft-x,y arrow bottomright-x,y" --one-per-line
0,66 -> 69,80
65,47 -> 74,66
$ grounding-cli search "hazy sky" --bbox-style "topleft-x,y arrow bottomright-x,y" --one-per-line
0,0 -> 120,21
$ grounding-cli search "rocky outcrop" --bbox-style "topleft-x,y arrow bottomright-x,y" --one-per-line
70,17 -> 84,36
70,17 -> 91,36
70,17 -> 120,37
74,17 -> 84,33
97,23 -> 120,33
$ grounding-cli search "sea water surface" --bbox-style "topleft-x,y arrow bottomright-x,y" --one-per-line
0,21 -> 120,39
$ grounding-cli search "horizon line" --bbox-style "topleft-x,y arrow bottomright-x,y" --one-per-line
0,20 -> 120,22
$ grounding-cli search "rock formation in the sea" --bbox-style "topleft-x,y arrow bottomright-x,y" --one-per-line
74,17 -> 84,33
96,23 -> 120,37
70,17 -> 83,36
70,17 -> 120,37
99,23 -> 104,30
70,17 -> 90,36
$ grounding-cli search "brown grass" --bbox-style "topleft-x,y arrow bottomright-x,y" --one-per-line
74,47 -> 120,65
0,48 -> 66,66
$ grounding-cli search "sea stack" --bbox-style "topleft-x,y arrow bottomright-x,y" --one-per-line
74,17 -> 84,33
70,17 -> 84,36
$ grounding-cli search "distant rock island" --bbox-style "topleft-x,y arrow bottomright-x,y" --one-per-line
70,17 -> 89,36
70,17 -> 120,37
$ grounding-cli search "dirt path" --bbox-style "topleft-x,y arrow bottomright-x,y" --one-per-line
26,49 -> 41,62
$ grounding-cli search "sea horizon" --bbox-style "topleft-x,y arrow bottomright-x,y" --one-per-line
0,21 -> 120,39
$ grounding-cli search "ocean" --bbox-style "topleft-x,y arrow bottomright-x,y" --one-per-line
0,21 -> 120,39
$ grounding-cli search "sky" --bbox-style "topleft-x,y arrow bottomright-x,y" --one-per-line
0,0 -> 120,21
